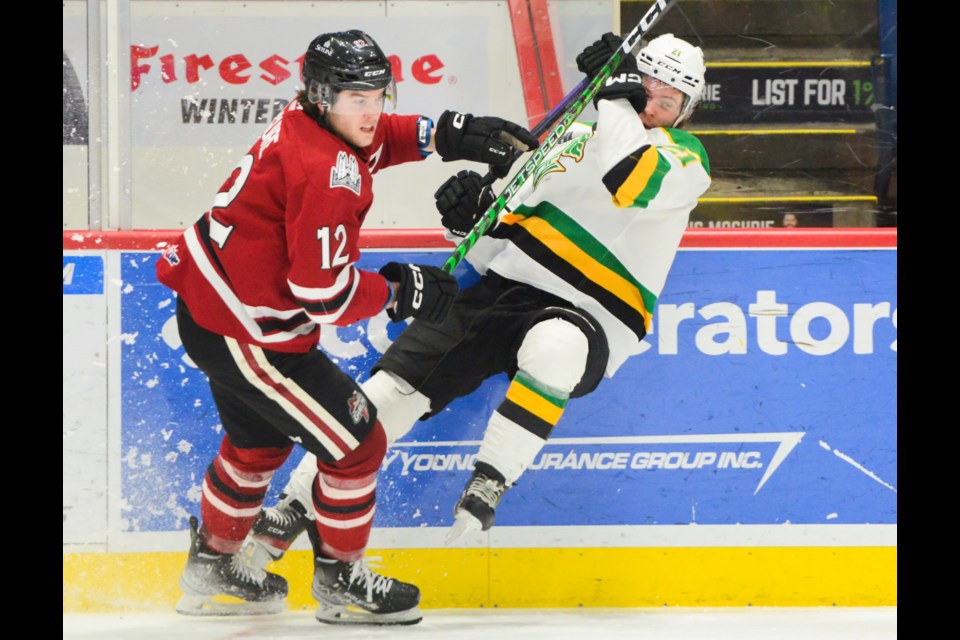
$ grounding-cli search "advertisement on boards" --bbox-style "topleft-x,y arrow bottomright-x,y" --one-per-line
696,65 -> 878,124
63,254 -> 109,544
117,247 -> 897,534
129,14 -> 489,147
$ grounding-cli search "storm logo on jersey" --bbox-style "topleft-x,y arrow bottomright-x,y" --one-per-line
347,390 -> 370,425
330,151 -> 362,195
161,243 -> 181,266
531,130 -> 591,189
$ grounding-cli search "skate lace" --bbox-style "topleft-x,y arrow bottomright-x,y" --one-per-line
265,503 -> 301,528
466,475 -> 505,507
346,557 -> 394,599
229,553 -> 267,586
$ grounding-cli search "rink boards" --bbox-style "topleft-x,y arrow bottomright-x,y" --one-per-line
62,229 -> 897,610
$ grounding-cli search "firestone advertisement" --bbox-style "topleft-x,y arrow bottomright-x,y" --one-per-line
129,15 -> 490,147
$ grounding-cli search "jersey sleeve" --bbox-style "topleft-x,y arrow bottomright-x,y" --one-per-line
288,259 -> 390,328
363,113 -> 428,174
594,99 -> 711,210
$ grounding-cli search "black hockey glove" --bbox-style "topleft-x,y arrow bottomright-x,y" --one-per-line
576,32 -> 624,79
434,170 -> 496,237
593,54 -> 648,113
379,262 -> 459,324
488,161 -> 513,180
434,110 -> 539,165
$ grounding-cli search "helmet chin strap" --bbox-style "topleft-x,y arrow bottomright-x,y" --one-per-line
670,111 -> 684,128
670,95 -> 692,127
307,86 -> 336,133
317,106 -> 331,128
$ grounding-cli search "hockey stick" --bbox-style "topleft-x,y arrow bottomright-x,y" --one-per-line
441,0 -> 678,274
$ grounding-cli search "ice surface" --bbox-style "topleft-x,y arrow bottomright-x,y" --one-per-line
62,606 -> 897,640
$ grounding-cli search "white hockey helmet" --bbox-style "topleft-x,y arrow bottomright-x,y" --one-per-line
635,34 -> 705,125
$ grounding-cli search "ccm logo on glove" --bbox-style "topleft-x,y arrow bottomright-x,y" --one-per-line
593,67 -> 648,113
607,72 -> 644,85
408,264 -> 424,310
379,262 -> 459,324
450,113 -> 505,158
434,110 -> 538,165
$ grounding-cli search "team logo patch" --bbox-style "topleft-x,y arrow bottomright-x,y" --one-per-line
531,130 -> 592,189
330,151 -> 361,195
348,390 -> 370,425
161,243 -> 181,266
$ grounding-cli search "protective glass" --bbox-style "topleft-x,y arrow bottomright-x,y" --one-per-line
641,75 -> 685,117
309,79 -> 398,116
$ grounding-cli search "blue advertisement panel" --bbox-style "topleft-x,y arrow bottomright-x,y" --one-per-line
119,248 -> 897,533
63,255 -> 104,295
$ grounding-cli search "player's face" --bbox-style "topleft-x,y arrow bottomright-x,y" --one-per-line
327,89 -> 386,148
639,76 -> 685,128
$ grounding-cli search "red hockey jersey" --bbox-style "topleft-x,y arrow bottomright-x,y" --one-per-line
156,101 -> 427,353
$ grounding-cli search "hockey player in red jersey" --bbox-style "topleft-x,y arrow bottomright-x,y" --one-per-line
156,29 -> 538,625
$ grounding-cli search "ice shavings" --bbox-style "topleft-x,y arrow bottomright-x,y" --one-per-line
186,484 -> 202,503
123,447 -> 140,468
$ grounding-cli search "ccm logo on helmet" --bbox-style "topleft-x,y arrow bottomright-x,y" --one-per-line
364,69 -> 387,77
654,60 -> 684,75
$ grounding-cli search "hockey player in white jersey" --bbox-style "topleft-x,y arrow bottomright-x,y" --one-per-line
243,32 -> 710,564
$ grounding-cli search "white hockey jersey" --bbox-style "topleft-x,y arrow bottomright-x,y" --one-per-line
466,99 -> 711,376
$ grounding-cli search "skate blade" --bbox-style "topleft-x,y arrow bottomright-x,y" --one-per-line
445,511 -> 483,545
315,603 -> 422,626
175,593 -> 286,616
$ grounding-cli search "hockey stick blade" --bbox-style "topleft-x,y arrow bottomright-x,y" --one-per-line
441,0 -> 678,274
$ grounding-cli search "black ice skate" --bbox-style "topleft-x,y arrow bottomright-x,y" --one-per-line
446,463 -> 509,544
312,556 -> 422,625
242,495 -> 310,571
176,515 -> 288,616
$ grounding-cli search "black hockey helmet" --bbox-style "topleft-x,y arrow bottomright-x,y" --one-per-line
302,30 -> 396,112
